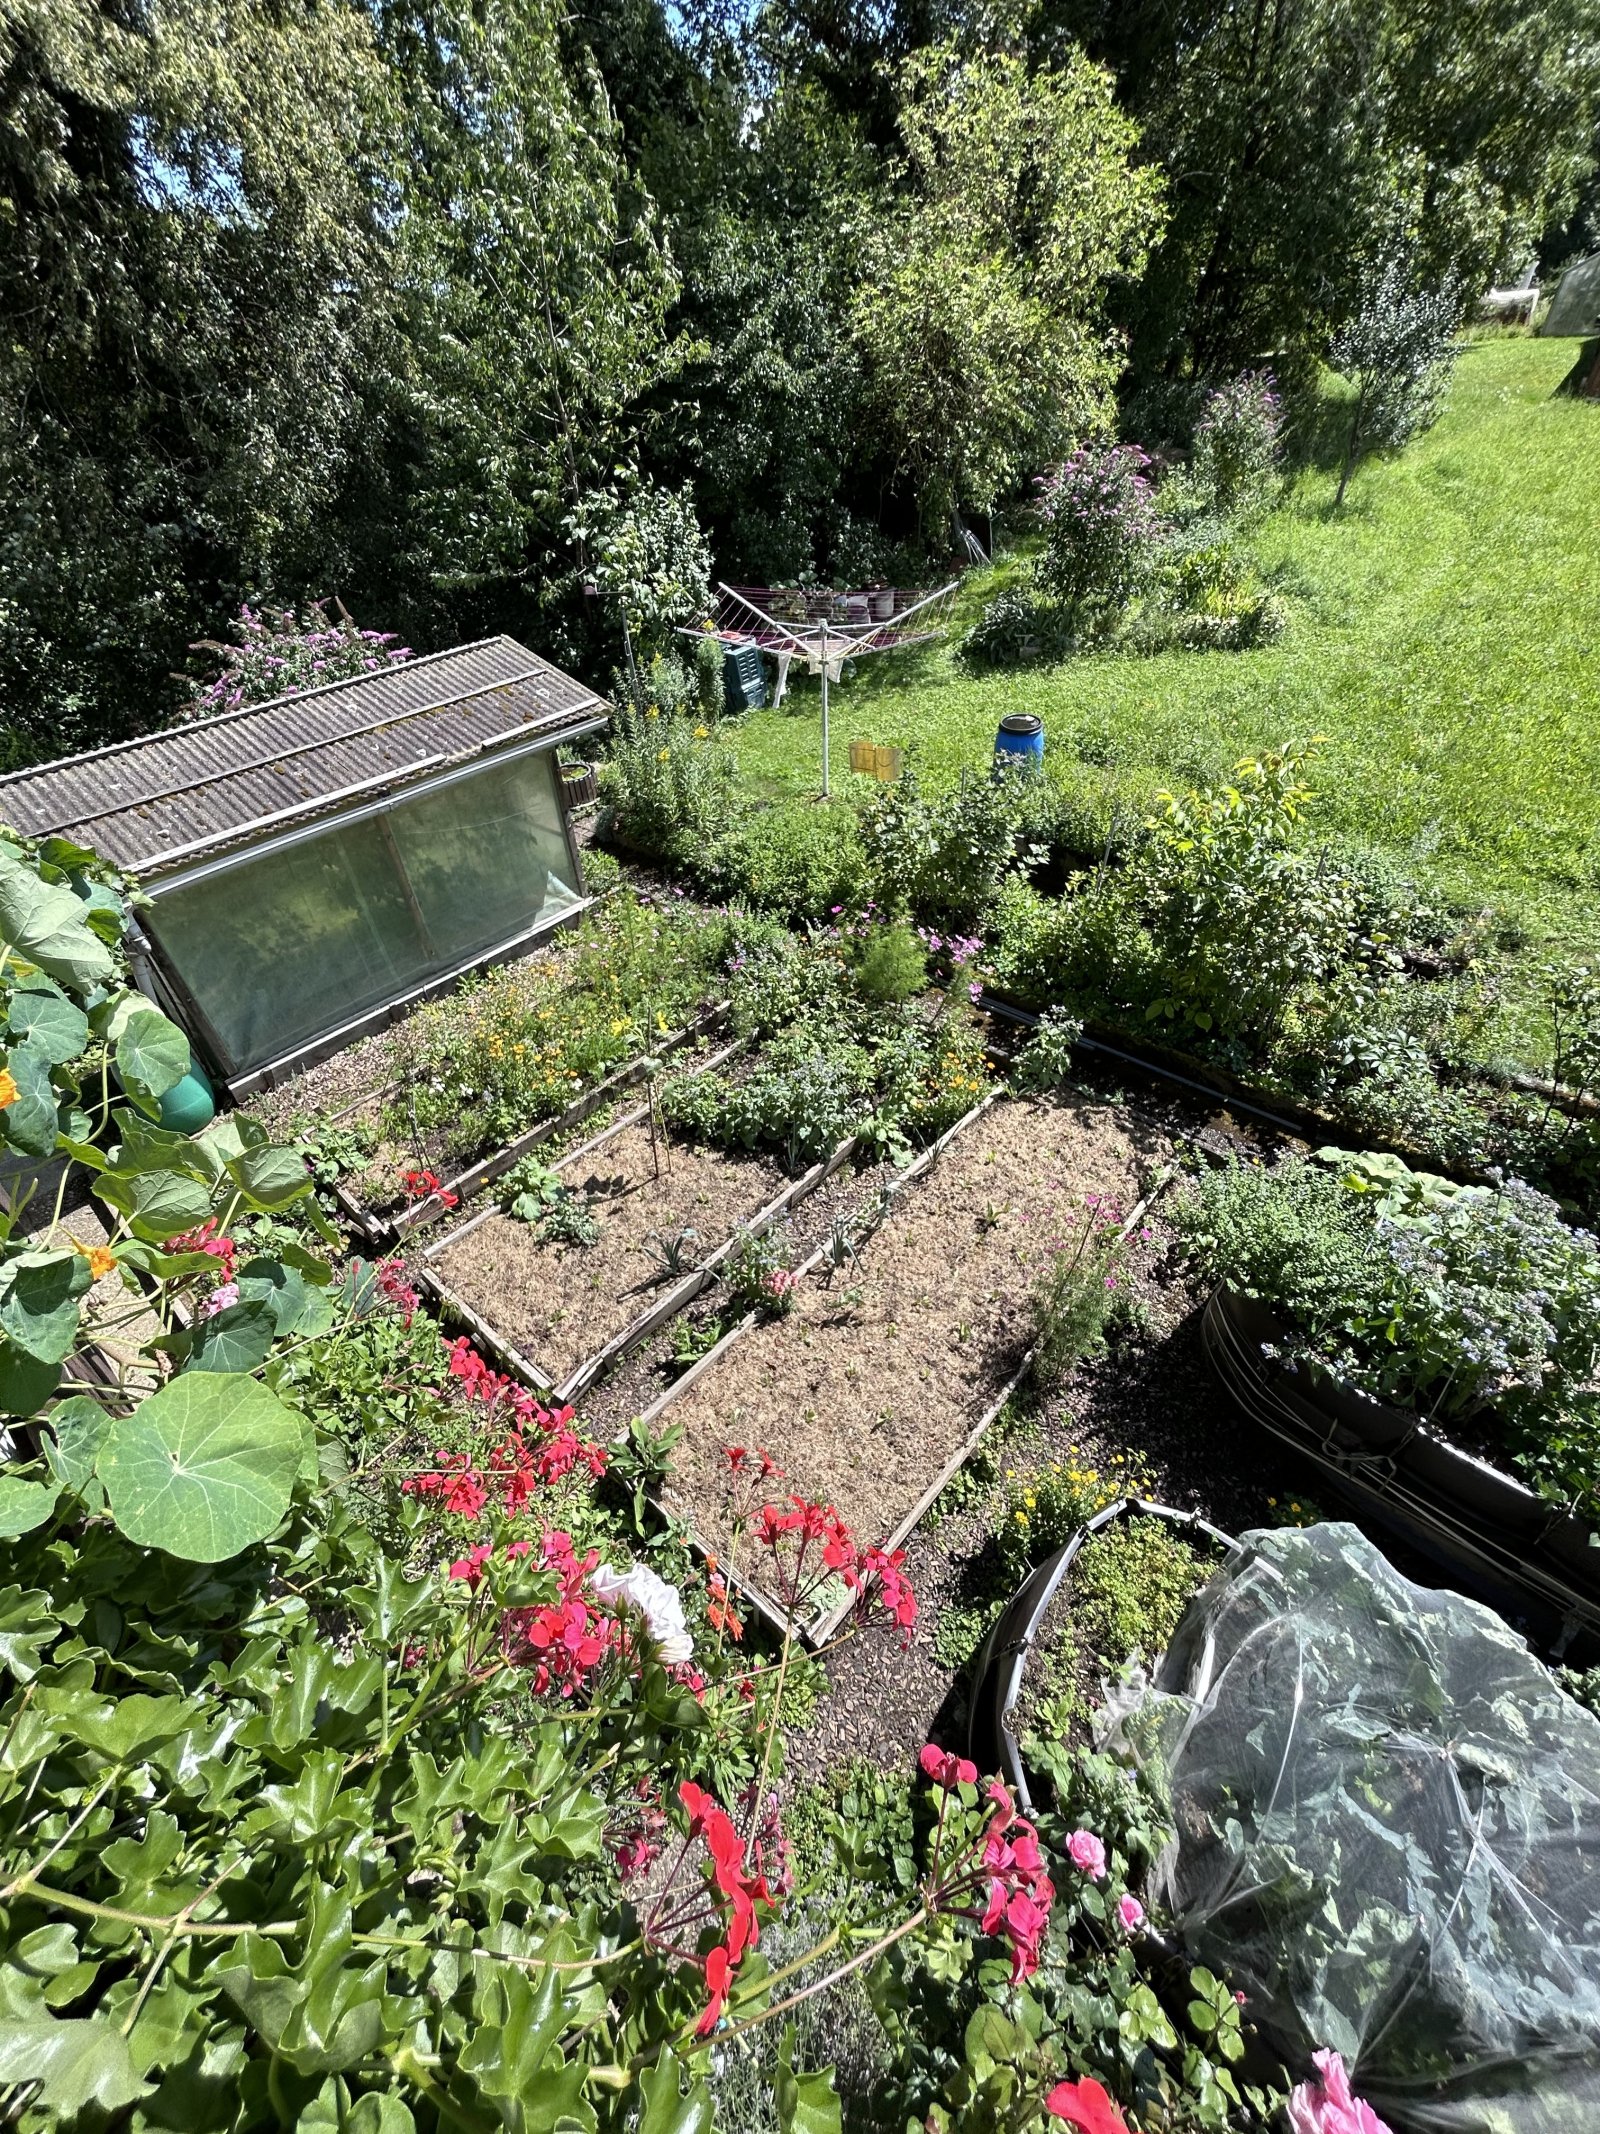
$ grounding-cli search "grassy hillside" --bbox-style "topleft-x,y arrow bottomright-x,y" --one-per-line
728,337 -> 1600,961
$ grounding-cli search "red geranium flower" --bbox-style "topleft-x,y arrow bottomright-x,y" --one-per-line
1044,2077 -> 1130,2134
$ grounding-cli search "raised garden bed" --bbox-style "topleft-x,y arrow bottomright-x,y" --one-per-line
1203,1282 -> 1600,1659
642,1089 -> 1175,1644
968,1499 -> 1235,1811
419,1080 -> 855,1400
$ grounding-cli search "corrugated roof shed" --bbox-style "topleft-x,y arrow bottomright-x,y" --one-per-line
0,636 -> 607,874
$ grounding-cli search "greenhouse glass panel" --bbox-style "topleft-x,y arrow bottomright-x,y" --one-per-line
386,749 -> 582,965
150,751 -> 582,1075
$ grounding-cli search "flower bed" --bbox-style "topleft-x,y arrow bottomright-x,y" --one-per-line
421,1096 -> 849,1398
648,1091 -> 1173,1639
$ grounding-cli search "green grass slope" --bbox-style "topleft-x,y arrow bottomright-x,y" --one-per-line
728,337 -> 1600,958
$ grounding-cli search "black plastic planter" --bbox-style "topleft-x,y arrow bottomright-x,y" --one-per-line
967,1496 -> 1238,1812
1203,1284 -> 1600,1661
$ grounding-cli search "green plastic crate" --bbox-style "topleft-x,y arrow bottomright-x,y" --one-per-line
722,642 -> 769,712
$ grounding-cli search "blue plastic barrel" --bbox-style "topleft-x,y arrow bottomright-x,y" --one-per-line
995,712 -> 1044,774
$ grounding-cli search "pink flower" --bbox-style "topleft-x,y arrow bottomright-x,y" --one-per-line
1286,2051 -> 1394,2134
919,1742 -> 978,1790
1067,1829 -> 1106,1879
1044,2076 -> 1129,2133
1116,1892 -> 1144,1932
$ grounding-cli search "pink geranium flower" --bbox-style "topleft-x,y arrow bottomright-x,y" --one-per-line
1287,2051 -> 1394,2134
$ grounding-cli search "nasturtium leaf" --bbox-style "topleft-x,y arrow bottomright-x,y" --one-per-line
0,1475 -> 61,1538
203,1114 -> 269,1164
226,1143 -> 313,1211
0,1340 -> 61,1415
43,1395 -> 114,1495
94,1164 -> 214,1242
183,1299 -> 277,1375
0,2016 -> 151,2114
8,984 -> 89,1065
0,1043 -> 60,1159
115,1006 -> 190,1104
0,852 -> 117,991
237,1256 -> 310,1334
97,1374 -> 303,1561
112,1107 -> 223,1181
0,1249 -> 92,1364
348,2093 -> 417,2133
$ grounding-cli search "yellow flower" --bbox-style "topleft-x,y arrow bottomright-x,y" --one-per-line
657,748 -> 670,762
694,725 -> 709,739
0,1070 -> 17,1110
71,1238 -> 117,1281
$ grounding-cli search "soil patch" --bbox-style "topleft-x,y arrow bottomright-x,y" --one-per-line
428,1120 -> 792,1388
657,1092 -> 1172,1616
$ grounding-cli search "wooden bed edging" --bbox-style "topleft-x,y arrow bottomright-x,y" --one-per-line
336,998 -> 732,1245
634,1087 -> 1011,1651
978,990 -> 1503,1194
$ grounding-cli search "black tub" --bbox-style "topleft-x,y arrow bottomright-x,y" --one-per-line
967,1496 -> 1238,1812
1203,1283 -> 1600,1659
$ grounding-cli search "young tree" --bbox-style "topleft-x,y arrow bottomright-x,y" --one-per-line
850,43 -> 1164,532
1330,250 -> 1464,504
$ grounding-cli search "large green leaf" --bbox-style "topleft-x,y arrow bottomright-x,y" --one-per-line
0,1475 -> 61,1538
0,1340 -> 61,1416
8,983 -> 89,1065
112,1108 -> 224,1182
94,1164 -> 215,1243
97,1374 -> 303,1561
637,2055 -> 713,2134
1,1043 -> 60,1159
183,1299 -> 277,1375
0,853 -> 117,992
777,2026 -> 843,2134
0,1249 -> 92,1364
115,1005 -> 191,1104
226,1143 -> 313,1211
0,2016 -> 151,2114
43,1395 -> 114,1495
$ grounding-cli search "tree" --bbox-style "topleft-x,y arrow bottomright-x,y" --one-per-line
0,0 -> 389,761
850,42 -> 1164,531
1329,248 -> 1463,504
1036,0 -> 1600,395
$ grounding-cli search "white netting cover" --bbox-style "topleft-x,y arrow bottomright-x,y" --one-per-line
1100,1523 -> 1600,2133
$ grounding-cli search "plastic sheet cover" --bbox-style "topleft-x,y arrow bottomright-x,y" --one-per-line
1100,1523 -> 1600,2133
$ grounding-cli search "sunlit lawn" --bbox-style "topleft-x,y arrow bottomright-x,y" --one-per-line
729,337 -> 1600,970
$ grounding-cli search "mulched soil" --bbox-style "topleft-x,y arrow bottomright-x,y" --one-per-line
652,1091 -> 1175,1621
780,1207 -> 1325,1785
427,1116 -> 794,1390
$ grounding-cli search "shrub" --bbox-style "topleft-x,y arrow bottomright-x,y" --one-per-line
860,769 -> 1018,931
1186,370 -> 1284,524
959,583 -> 1074,670
601,711 -> 738,866
848,919 -> 928,1005
984,872 -> 1160,1021
693,627 -> 726,719
1034,442 -> 1165,629
186,597 -> 411,719
711,799 -> 870,921
1012,1005 -> 1086,1093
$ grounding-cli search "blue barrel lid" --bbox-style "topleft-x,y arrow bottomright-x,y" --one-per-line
998,713 -> 1044,736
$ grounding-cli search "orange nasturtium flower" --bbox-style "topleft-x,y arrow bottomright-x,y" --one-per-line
70,1239 -> 117,1281
0,1070 -> 18,1109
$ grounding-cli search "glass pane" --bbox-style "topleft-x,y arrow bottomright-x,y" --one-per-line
151,814 -> 429,1073
387,751 -> 581,965
150,750 -> 582,1075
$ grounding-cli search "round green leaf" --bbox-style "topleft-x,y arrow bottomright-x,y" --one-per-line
98,1374 -> 303,1561
0,1475 -> 62,1539
0,1340 -> 61,1416
8,986 -> 89,1065
0,1250 -> 92,1365
0,1045 -> 61,1160
114,1006 -> 191,1104
43,1395 -> 114,1495
0,853 -> 116,992
183,1299 -> 277,1375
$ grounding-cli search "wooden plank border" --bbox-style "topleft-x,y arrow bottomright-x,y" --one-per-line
336,999 -> 731,1245
633,1087 -> 1011,1649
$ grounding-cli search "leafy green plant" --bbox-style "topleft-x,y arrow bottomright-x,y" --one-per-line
1028,1194 -> 1134,1389
644,1224 -> 702,1278
849,921 -> 928,1006
1011,1007 -> 1084,1095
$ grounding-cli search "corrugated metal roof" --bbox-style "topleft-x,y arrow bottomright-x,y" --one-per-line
0,637 -> 607,875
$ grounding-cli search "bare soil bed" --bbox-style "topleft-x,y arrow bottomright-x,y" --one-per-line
428,1118 -> 793,1390
656,1091 -> 1173,1615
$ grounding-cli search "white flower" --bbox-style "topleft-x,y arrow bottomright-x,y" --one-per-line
590,1561 -> 694,1665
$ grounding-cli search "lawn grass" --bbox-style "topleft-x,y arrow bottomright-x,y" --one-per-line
727,337 -> 1600,971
